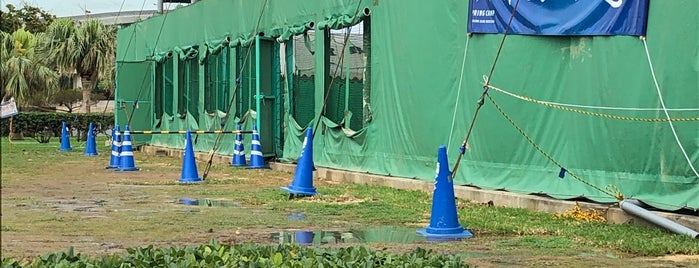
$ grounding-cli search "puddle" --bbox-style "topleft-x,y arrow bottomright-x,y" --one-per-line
178,198 -> 240,207
270,226 -> 431,245
578,252 -> 618,259
288,211 -> 307,220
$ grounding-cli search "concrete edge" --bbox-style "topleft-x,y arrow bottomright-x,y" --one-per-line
140,145 -> 699,234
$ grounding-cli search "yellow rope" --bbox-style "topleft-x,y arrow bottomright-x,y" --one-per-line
487,85 -> 699,122
487,94 -> 624,201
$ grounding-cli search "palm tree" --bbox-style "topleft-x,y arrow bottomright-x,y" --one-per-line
39,18 -> 80,109
39,18 -> 77,75
42,18 -> 116,113
74,20 -> 116,113
0,29 -> 58,106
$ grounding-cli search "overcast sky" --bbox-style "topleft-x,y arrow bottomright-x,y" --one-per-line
0,0 -> 179,17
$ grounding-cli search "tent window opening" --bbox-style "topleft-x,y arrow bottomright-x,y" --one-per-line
324,19 -> 371,131
204,54 -> 216,113
186,58 -> 200,121
236,45 -> 255,119
162,57 -> 174,115
217,47 -> 231,112
154,61 -> 164,120
292,30 -> 316,127
205,46 -> 231,114
177,59 -> 186,116
177,56 -> 199,120
155,57 -> 174,119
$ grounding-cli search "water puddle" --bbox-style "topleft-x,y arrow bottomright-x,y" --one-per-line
288,211 -> 307,220
578,252 -> 618,259
270,226 -> 431,245
178,198 -> 240,207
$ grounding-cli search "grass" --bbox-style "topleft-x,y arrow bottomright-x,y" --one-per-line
1,137 -> 698,262
460,202 -> 698,255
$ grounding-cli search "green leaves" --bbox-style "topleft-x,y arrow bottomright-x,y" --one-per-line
0,4 -> 56,33
1,29 -> 58,105
2,241 -> 466,267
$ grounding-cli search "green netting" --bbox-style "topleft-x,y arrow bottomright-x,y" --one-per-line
236,46 -> 254,118
154,62 -> 164,119
291,33 -> 317,127
292,75 -> 316,127
186,59 -> 199,125
204,46 -> 232,114
347,78 -> 364,130
204,54 -> 216,113
116,0 -> 699,211
177,59 -> 186,116
217,47 -> 231,112
162,58 -> 174,116
325,78 -> 346,124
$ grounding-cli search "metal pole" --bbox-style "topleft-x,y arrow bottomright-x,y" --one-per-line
344,31 -> 351,129
620,199 -> 698,238
255,34 -> 261,132
157,0 -> 163,13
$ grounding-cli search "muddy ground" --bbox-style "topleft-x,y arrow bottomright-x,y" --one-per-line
1,144 -> 698,267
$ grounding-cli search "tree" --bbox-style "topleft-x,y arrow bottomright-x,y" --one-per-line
0,4 -> 56,33
39,19 -> 77,75
42,18 -> 116,113
0,29 -> 58,106
74,19 -> 116,113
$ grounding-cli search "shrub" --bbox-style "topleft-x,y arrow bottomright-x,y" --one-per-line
1,242 -> 468,267
0,112 -> 114,140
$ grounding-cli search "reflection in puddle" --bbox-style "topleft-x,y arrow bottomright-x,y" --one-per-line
270,226 -> 429,245
178,198 -> 240,207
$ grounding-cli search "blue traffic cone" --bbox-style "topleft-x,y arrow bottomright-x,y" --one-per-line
116,125 -> 139,171
281,127 -> 317,196
106,125 -> 121,169
59,121 -> 72,151
84,122 -> 98,156
231,124 -> 247,167
179,131 -> 202,183
294,231 -> 315,245
417,145 -> 473,240
247,125 -> 267,169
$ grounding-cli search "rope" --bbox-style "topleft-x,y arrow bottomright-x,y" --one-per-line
487,94 -> 622,200
484,83 -> 699,111
486,84 -> 699,122
311,1 -> 364,139
642,37 -> 699,178
451,0 -> 521,180
447,34 -> 471,149
201,0 -> 269,180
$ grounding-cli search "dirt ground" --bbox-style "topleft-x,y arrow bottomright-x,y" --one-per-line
1,146 -> 698,267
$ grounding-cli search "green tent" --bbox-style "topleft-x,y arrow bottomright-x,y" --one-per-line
116,0 -> 699,211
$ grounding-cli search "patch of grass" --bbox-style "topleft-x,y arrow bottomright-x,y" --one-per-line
1,226 -> 17,232
499,236 -> 572,249
460,204 -> 699,256
3,137 -> 698,261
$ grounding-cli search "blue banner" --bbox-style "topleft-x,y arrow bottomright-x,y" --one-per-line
468,0 -> 649,36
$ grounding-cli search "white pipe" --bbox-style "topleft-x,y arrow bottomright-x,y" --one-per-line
620,199 -> 698,238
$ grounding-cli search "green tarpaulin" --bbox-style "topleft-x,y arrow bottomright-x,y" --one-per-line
116,0 -> 699,211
